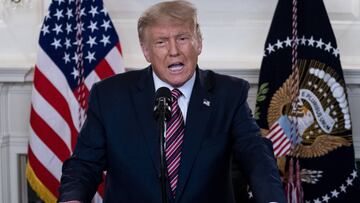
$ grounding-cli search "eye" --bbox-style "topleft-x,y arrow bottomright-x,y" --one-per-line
156,40 -> 164,45
155,40 -> 166,47
179,36 -> 189,41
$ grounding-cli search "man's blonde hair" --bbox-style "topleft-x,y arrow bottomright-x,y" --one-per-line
137,0 -> 202,42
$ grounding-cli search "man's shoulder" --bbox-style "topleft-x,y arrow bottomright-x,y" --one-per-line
95,67 -> 148,89
199,68 -> 250,90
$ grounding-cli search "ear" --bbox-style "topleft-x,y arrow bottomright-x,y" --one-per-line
196,38 -> 202,55
141,42 -> 151,63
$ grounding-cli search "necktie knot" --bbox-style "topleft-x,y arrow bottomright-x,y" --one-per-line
171,88 -> 182,101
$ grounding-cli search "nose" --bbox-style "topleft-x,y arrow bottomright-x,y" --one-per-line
169,39 -> 179,57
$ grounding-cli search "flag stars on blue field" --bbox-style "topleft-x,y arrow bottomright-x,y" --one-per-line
346,177 -> 353,186
100,35 -> 111,47
266,43 -> 275,54
316,38 -> 324,48
248,191 -> 253,199
63,52 -> 71,64
284,37 -> 292,47
72,53 -> 80,63
66,23 -> 73,34
85,51 -> 96,63
71,68 -> 79,80
308,36 -> 315,46
340,184 -> 347,192
322,194 -> 330,202
87,36 -> 97,48
331,189 -> 339,198
89,6 -> 99,17
39,0 -> 118,89
101,20 -> 111,31
264,36 -> 340,58
300,35 -> 307,45
66,8 -> 73,19
45,10 -> 51,21
41,25 -> 50,36
80,8 -> 87,17
324,42 -> 332,52
64,38 -> 71,49
88,21 -> 99,32
351,170 -> 358,179
54,0 -> 65,6
51,38 -> 62,49
52,23 -> 63,35
101,7 -> 108,15
54,9 -> 64,20
313,198 -> 321,203
333,48 -> 340,57
275,40 -> 283,49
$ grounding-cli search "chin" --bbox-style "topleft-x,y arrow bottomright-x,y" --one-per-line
170,81 -> 186,88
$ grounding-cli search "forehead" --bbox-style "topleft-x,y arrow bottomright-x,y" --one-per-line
145,21 -> 194,39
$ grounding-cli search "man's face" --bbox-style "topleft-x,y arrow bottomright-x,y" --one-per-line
141,21 -> 202,87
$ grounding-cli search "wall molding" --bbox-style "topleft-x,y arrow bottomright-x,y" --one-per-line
0,67 -> 33,83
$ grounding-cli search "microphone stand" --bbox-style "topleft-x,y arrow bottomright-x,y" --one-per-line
156,98 -> 169,203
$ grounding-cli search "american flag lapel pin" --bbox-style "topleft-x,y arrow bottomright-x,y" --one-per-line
203,99 -> 210,107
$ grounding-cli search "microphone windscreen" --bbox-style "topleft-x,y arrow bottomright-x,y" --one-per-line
155,87 -> 171,101
153,87 -> 172,121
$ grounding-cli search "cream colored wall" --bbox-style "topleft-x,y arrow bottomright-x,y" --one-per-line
0,0 -> 359,70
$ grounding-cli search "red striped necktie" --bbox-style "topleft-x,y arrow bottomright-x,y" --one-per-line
165,88 -> 185,198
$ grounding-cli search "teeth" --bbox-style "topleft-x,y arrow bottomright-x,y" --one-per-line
168,63 -> 184,71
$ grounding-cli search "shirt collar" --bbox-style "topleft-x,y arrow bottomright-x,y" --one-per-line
153,71 -> 196,99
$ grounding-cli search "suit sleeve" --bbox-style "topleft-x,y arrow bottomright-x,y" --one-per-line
231,81 -> 286,203
59,83 -> 107,202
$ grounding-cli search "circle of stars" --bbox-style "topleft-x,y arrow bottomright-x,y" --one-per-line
247,169 -> 358,203
304,169 -> 358,203
264,36 -> 340,58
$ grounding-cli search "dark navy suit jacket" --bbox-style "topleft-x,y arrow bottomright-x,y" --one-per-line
59,67 -> 286,203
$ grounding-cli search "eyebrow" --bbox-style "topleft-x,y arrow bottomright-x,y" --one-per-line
177,32 -> 191,37
152,32 -> 192,42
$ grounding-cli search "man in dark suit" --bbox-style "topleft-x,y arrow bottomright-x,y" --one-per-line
59,1 -> 286,202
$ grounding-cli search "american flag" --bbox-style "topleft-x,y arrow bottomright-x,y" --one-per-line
266,116 -> 293,157
26,0 -> 124,202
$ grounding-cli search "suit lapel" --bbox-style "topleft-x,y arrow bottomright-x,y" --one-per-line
175,69 -> 215,202
131,67 -> 160,174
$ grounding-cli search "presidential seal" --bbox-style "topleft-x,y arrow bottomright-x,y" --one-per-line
265,59 -> 352,159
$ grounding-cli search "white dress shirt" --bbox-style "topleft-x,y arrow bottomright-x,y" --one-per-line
153,71 -> 195,123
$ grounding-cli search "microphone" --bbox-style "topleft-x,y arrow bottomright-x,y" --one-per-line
153,87 -> 172,121
153,87 -> 172,203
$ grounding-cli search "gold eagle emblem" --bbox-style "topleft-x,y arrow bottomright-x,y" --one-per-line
263,59 -> 352,158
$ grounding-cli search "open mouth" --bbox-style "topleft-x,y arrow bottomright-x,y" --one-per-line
168,63 -> 184,72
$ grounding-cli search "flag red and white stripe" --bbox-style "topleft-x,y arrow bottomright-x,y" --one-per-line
26,0 -> 124,202
266,121 -> 292,158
